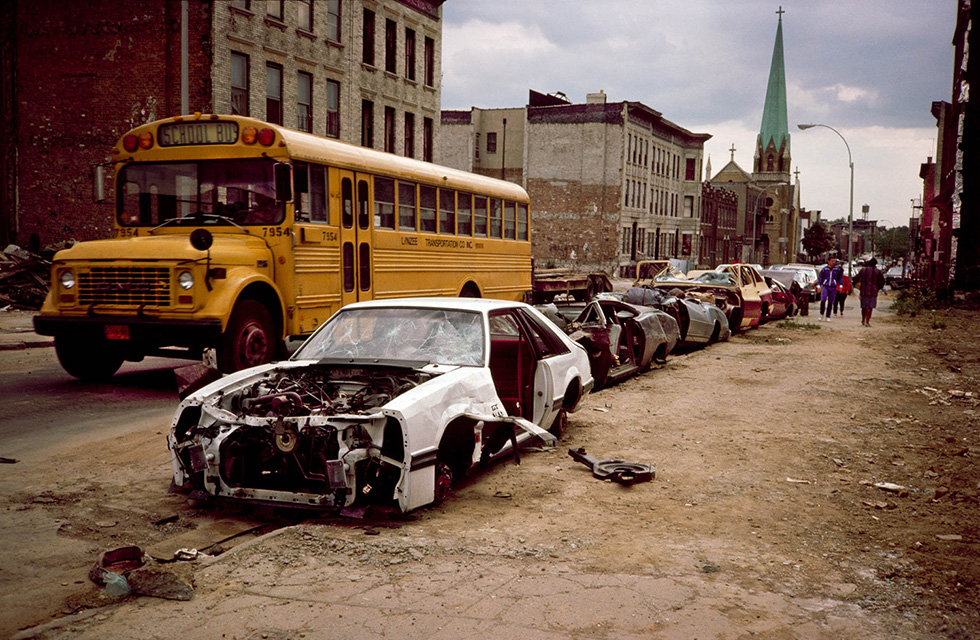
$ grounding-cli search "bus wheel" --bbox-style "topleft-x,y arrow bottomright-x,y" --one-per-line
459,283 -> 481,298
55,334 -> 124,381
218,300 -> 276,373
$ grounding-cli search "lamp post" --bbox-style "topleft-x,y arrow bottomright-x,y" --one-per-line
752,182 -> 788,264
797,123 -> 853,276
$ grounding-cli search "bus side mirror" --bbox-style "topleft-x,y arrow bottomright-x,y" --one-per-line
94,165 -> 106,203
275,163 -> 292,203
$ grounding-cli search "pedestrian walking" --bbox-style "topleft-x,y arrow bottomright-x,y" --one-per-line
834,267 -> 852,316
853,258 -> 886,326
818,257 -> 841,321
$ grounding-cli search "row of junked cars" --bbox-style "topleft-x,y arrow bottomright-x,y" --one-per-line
167,262 -> 806,515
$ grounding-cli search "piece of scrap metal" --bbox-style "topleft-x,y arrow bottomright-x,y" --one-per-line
568,448 -> 655,485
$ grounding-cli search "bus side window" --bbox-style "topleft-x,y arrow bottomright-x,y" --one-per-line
458,192 -> 472,236
504,200 -> 516,239
357,179 -> 370,230
474,195 -> 488,237
489,198 -> 502,238
420,185 -> 436,233
310,165 -> 327,223
341,178 -> 353,228
517,202 -> 528,240
294,162 -> 310,221
374,177 -> 395,229
398,181 -> 417,230
439,189 -> 455,234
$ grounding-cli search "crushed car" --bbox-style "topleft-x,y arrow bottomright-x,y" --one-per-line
538,297 -> 678,390
622,286 -> 731,348
761,275 -> 797,320
168,298 -> 593,513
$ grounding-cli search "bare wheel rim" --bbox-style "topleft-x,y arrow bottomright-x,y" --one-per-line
239,321 -> 269,367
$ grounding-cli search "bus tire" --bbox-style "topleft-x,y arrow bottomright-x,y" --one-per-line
217,300 -> 276,373
55,333 -> 124,381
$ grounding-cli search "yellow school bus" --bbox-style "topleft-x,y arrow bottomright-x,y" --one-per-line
34,114 -> 531,379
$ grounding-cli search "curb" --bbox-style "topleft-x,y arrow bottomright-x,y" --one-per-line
0,338 -> 54,351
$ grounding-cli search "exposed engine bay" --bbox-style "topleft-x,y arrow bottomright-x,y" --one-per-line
170,365 -> 435,509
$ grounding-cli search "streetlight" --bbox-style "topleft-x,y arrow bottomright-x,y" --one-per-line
751,182 -> 788,264
797,123 -> 854,275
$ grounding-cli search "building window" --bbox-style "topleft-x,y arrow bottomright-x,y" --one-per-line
424,36 -> 435,87
385,19 -> 397,73
486,132 -> 497,154
362,9 -> 375,66
423,116 -> 433,162
297,71 -> 312,132
297,0 -> 312,31
684,195 -> 694,218
404,112 -> 415,158
326,0 -> 340,41
384,106 -> 396,153
686,158 -> 696,181
324,80 -> 340,138
622,227 -> 631,254
231,0 -> 251,10
404,28 -> 416,81
266,0 -> 284,21
361,100 -> 374,148
266,62 -> 283,125
475,132 -> 480,161
231,52 -> 249,116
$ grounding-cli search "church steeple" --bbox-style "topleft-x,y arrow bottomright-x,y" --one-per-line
755,7 -> 790,176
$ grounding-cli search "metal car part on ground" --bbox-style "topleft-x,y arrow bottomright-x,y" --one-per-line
168,298 -> 594,513
568,447 -> 655,485
621,287 -> 731,348
536,298 -> 676,390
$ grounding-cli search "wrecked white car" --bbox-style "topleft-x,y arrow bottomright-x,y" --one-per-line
168,298 -> 593,513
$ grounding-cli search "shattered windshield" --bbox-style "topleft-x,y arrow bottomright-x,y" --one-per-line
693,272 -> 735,286
294,307 -> 486,367
118,159 -> 283,226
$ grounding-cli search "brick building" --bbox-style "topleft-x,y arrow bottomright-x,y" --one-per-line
0,0 -> 444,250
699,182 -> 739,267
441,90 -> 710,275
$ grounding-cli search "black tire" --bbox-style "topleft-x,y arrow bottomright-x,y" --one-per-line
548,408 -> 568,438
55,333 -> 124,381
217,300 -> 277,373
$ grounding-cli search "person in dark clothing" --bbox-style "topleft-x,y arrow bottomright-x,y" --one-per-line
853,258 -> 886,326
834,267 -> 852,316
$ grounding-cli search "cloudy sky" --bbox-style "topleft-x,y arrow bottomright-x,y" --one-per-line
440,0 -> 957,229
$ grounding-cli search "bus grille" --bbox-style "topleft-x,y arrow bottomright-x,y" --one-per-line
78,267 -> 172,307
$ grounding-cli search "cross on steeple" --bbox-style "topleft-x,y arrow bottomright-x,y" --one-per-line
776,6 -> 784,18
794,166 -> 800,181
729,143 -> 737,161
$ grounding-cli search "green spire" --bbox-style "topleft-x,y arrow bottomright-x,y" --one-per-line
758,9 -> 789,157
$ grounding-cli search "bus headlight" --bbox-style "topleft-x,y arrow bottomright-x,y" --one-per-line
59,270 -> 75,290
178,270 -> 195,290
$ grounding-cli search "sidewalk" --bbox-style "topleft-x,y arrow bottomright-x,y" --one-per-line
0,309 -> 53,350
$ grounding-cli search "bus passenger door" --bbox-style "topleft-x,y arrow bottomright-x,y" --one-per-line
338,171 -> 375,307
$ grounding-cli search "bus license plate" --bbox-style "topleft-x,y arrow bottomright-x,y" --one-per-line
105,325 -> 130,340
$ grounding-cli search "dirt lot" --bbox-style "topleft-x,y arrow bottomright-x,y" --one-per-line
3,299 -> 979,639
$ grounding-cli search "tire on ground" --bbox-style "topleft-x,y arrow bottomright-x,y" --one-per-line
54,333 -> 125,381
217,300 -> 277,373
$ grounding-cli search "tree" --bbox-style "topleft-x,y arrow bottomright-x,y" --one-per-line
876,226 -> 909,263
802,222 -> 834,259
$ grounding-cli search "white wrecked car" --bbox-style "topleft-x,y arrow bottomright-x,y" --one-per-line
168,298 -> 593,512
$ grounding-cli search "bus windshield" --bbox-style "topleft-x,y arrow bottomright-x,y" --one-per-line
118,158 -> 284,227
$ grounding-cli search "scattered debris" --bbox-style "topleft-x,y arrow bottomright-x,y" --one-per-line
88,546 -> 146,586
568,448 -> 655,485
0,244 -> 50,310
0,457 -> 18,464
786,478 -> 812,484
873,482 -> 908,495
127,563 -> 195,601
936,534 -> 964,542
154,515 -> 180,526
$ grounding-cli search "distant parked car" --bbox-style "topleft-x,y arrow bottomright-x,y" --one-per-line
885,266 -> 908,289
168,298 -> 593,513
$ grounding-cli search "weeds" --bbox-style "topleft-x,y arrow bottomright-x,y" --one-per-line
773,318 -> 821,331
892,285 -> 947,316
